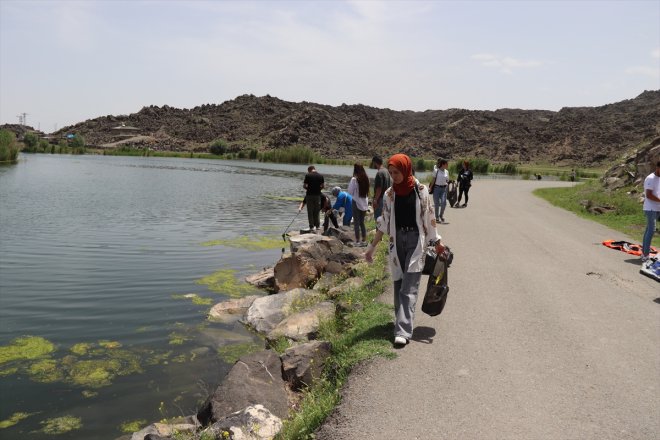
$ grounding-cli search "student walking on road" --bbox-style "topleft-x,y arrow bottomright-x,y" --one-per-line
303,165 -> 324,232
641,160 -> 660,261
456,160 -> 473,207
431,158 -> 450,223
348,164 -> 370,247
365,154 -> 444,347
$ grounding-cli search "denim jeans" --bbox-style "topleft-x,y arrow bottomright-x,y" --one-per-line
433,185 -> 447,220
642,210 -> 658,256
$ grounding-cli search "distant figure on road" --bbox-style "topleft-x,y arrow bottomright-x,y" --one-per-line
331,186 -> 353,226
456,160 -> 473,207
303,165 -> 324,232
641,160 -> 660,262
570,169 -> 577,182
431,158 -> 450,223
348,164 -> 370,247
372,155 -> 391,222
365,154 -> 444,347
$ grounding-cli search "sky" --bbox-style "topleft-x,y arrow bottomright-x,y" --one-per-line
1,0 -> 658,133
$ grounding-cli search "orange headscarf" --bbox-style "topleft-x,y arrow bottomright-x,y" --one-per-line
388,154 -> 415,196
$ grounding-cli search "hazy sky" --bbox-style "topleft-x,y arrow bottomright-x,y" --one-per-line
1,0 -> 658,133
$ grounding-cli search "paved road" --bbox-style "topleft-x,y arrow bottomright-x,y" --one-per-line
316,179 -> 659,440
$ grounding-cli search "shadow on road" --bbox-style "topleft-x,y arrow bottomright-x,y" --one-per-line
411,326 -> 436,344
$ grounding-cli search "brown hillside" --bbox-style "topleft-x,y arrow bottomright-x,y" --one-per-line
51,90 -> 659,165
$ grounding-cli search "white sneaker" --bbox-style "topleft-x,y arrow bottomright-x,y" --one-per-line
394,336 -> 407,346
641,255 -> 649,262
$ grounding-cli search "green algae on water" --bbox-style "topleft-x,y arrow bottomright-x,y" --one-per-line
0,336 -> 55,365
217,342 -> 263,364
70,343 -> 92,356
200,235 -> 283,251
38,415 -> 82,435
119,419 -> 147,434
98,340 -> 122,349
0,412 -> 34,429
27,359 -> 64,383
172,293 -> 214,306
168,332 -> 190,346
195,269 -> 257,298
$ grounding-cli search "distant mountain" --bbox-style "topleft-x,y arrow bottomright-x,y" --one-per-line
51,90 -> 660,165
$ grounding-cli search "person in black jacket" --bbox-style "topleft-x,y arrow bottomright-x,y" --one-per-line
299,193 -> 338,233
456,160 -> 473,207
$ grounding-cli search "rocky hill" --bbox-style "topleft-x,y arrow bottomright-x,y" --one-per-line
50,90 -> 660,165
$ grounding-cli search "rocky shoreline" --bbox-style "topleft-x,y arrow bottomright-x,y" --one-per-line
123,226 -> 374,440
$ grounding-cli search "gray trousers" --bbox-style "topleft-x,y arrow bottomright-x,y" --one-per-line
393,229 -> 422,339
306,195 -> 321,229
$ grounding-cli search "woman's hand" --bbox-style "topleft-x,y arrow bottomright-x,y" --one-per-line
365,243 -> 375,264
434,240 -> 445,255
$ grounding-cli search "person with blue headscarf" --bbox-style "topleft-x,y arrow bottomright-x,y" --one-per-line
331,186 -> 353,226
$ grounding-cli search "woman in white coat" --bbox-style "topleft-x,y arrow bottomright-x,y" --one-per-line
365,154 -> 445,347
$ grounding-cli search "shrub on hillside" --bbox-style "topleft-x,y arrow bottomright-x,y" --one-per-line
209,139 -> 228,156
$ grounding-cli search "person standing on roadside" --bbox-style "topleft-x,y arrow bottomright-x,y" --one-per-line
372,155 -> 391,221
348,164 -> 370,246
456,160 -> 473,207
641,160 -> 660,262
303,165 -> 324,232
365,154 -> 444,347
431,159 -> 450,223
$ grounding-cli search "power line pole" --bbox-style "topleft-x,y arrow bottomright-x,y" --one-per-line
16,113 -> 28,126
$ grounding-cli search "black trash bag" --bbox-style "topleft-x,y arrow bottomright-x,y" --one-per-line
421,247 -> 453,316
447,181 -> 458,207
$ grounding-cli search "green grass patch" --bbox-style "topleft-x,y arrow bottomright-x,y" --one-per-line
276,242 -> 395,439
534,180 -> 659,246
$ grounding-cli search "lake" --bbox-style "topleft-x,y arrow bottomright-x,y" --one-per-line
0,154 -> 377,439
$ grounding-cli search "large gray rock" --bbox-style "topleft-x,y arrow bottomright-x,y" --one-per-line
209,295 -> 261,323
267,301 -> 336,342
130,421 -> 197,440
244,288 -> 321,334
281,341 -> 332,390
273,252 -> 320,291
245,267 -> 277,293
274,235 -> 360,291
209,404 -> 282,440
197,350 -> 289,425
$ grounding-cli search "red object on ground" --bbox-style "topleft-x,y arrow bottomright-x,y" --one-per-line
602,240 -> 658,256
